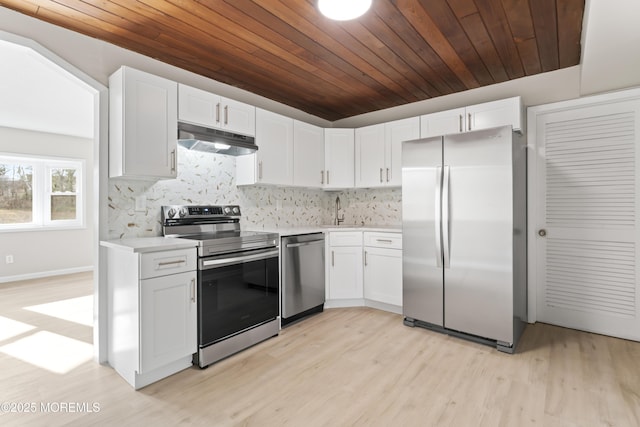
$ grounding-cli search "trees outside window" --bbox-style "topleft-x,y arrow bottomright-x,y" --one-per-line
0,155 -> 83,230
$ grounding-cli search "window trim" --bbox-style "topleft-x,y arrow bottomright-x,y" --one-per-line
0,153 -> 85,232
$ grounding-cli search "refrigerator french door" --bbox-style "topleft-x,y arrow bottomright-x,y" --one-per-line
402,125 -> 526,353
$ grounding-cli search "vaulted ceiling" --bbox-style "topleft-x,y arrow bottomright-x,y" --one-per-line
0,0 -> 584,121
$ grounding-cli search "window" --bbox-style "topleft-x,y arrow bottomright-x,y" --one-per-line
0,155 -> 84,230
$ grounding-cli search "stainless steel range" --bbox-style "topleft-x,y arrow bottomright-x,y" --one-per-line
162,205 -> 280,368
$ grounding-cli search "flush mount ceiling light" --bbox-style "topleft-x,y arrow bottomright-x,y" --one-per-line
318,0 -> 372,21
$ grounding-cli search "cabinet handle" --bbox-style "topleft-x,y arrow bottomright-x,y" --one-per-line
170,149 -> 176,173
321,170 -> 324,185
376,239 -> 393,244
364,250 -> 368,266
327,170 -> 330,185
468,113 -> 472,131
158,259 -> 185,267
459,114 -> 463,132
216,102 -> 221,123
190,278 -> 196,303
379,168 -> 383,183
258,161 -> 263,180
224,105 -> 229,125
331,250 -> 334,267
386,168 -> 390,182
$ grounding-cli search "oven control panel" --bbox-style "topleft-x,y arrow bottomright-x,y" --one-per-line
162,205 -> 241,221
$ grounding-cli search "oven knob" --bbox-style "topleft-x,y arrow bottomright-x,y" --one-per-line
232,206 -> 240,215
167,208 -> 176,218
179,208 -> 188,218
223,206 -> 232,215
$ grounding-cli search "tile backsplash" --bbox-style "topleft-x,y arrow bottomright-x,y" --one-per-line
108,148 -> 401,239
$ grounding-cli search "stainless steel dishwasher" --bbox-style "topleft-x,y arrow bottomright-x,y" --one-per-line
281,233 -> 325,326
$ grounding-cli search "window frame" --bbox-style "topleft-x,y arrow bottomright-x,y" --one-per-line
0,153 -> 85,232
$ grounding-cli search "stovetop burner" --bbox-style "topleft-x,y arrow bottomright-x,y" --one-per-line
161,205 -> 279,256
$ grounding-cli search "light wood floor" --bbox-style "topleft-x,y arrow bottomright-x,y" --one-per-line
0,272 -> 639,426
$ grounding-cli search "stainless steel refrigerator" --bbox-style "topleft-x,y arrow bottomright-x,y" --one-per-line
402,125 -> 527,353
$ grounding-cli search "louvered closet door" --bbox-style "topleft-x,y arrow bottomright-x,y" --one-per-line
536,100 -> 640,341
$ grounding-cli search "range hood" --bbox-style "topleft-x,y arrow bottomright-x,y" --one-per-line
177,122 -> 258,156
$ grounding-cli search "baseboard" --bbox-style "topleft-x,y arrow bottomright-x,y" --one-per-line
364,299 -> 402,315
324,299 -> 365,309
0,266 -> 93,284
324,298 -> 402,315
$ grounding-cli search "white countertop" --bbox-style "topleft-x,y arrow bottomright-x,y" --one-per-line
101,226 -> 402,251
246,225 -> 402,237
100,237 -> 198,253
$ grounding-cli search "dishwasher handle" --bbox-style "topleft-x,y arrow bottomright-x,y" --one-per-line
285,239 -> 324,249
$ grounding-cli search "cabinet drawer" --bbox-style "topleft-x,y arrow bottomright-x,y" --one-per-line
329,231 -> 363,247
140,248 -> 196,279
364,232 -> 402,249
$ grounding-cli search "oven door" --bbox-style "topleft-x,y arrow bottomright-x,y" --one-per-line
198,247 -> 279,347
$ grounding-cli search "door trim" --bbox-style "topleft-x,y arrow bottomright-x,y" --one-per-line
0,30 -> 109,362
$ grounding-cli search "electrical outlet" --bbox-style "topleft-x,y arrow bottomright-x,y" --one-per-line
134,195 -> 146,212
6,255 -> 14,264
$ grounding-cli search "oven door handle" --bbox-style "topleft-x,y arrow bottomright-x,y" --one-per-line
200,249 -> 279,269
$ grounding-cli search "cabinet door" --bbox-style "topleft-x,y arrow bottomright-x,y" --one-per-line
222,97 -> 255,136
420,107 -> 465,138
467,96 -> 522,133
293,120 -> 324,188
178,83 -> 219,127
324,128 -> 354,189
140,270 -> 197,373
110,66 -> 177,179
355,123 -> 386,188
364,247 -> 402,306
255,108 -> 294,185
328,246 -> 363,299
385,117 -> 420,186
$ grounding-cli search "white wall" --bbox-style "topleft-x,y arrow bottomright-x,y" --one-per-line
580,0 -> 640,96
0,127 -> 94,281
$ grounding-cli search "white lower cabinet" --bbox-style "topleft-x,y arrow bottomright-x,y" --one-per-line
106,245 -> 197,389
364,243 -> 402,308
140,271 -> 197,374
325,231 -> 402,312
326,232 -> 363,302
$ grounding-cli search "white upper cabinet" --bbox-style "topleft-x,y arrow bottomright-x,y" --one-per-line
421,96 -> 523,138
420,107 -> 466,138
236,108 -> 293,186
324,128 -> 355,190
293,120 -> 324,188
109,66 -> 178,179
178,84 -> 255,136
355,118 -> 419,188
355,123 -> 386,188
384,117 -> 420,186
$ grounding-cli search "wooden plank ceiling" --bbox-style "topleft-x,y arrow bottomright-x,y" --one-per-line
0,0 -> 584,121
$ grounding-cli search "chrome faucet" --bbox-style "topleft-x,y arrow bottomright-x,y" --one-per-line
334,196 -> 345,226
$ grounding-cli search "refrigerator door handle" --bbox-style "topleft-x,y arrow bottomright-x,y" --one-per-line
442,165 -> 451,268
435,165 -> 443,268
